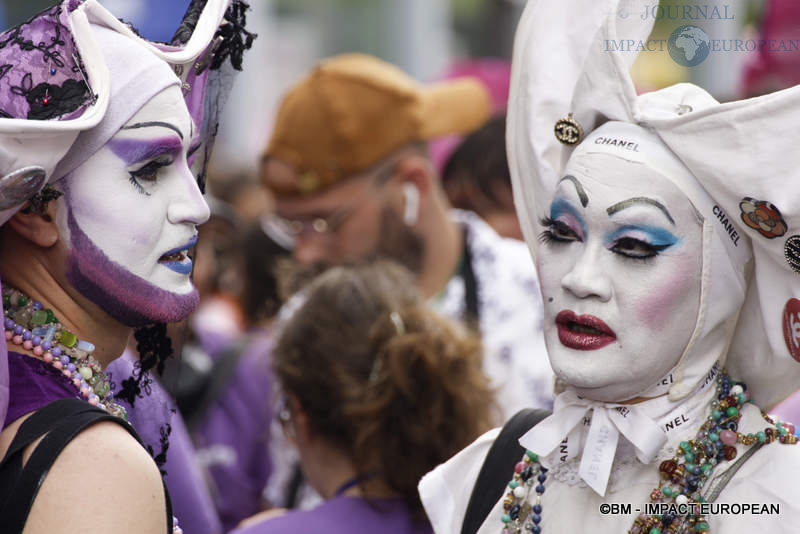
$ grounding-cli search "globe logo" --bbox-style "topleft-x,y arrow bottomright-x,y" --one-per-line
668,25 -> 711,67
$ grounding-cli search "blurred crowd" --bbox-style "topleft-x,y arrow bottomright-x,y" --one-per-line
130,50 -> 555,534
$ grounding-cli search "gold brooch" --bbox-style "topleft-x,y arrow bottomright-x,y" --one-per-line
554,113 -> 584,146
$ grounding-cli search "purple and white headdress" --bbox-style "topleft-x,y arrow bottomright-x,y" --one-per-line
0,0 -> 253,426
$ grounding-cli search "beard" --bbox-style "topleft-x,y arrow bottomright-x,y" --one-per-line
64,206 -> 199,327
373,205 -> 425,275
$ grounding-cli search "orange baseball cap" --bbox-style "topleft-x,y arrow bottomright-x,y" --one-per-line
263,53 -> 491,195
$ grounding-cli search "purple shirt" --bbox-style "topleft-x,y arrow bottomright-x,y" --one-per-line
192,331 -> 275,532
3,351 -> 80,429
230,496 -> 432,534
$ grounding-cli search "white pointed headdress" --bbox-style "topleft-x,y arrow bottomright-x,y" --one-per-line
508,0 -> 800,410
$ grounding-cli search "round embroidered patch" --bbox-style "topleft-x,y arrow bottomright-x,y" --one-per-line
785,235 -> 800,274
739,197 -> 787,239
783,299 -> 800,363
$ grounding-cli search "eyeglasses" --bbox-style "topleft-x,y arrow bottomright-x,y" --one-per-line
266,176 -> 386,244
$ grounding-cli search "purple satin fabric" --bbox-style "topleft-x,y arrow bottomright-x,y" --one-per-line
107,350 -> 223,534
2,351 -> 80,429
230,496 -> 432,534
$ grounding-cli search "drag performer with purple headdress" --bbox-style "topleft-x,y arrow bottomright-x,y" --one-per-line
0,1 -> 252,532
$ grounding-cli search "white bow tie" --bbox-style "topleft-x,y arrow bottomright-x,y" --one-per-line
519,389 -> 667,496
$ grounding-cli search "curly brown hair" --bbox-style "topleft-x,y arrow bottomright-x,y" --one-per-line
273,261 -> 496,514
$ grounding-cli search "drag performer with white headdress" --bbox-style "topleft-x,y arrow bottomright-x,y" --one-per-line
0,1 -> 251,533
419,1 -> 800,532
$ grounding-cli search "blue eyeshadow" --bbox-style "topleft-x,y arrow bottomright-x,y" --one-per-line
549,198 -> 586,236
604,225 -> 679,247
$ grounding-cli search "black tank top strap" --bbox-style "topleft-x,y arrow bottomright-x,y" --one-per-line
0,397 -> 174,534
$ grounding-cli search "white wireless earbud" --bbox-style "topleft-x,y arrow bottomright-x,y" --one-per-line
402,182 -> 419,226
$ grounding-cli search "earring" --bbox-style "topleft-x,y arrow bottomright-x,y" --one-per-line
402,183 -> 419,226
23,184 -> 63,217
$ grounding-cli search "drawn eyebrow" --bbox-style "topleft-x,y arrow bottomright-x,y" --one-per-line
606,197 -> 676,226
122,121 -> 184,140
558,175 -> 588,207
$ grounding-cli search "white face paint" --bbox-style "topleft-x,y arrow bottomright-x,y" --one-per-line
537,153 -> 703,402
56,85 -> 210,326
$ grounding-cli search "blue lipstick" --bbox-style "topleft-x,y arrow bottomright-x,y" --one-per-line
158,235 -> 198,275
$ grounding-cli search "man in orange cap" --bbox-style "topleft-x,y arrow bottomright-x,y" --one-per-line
262,53 -> 552,416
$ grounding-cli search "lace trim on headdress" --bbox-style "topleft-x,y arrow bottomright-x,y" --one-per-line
0,4 -> 93,120
172,0 -> 256,71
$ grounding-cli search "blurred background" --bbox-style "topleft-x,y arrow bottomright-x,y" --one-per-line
1,0 -> 793,192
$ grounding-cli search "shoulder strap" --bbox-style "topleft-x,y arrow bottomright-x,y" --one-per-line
185,336 -> 250,430
460,225 -> 480,327
0,398 -> 174,534
461,408 -> 551,534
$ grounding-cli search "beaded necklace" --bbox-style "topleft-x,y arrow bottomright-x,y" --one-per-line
499,372 -> 797,534
3,287 -> 187,534
2,285 -> 127,420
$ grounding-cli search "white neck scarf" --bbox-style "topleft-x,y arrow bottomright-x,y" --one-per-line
520,363 -> 720,496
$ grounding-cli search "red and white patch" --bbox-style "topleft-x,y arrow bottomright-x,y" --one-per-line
783,298 -> 800,363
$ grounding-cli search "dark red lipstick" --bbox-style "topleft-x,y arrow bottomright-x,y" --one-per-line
555,310 -> 617,350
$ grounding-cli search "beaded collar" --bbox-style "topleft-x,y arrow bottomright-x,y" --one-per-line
2,285 -> 126,420
499,372 -> 797,534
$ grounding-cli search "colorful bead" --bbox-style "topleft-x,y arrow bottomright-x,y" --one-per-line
3,285 -> 125,420
60,330 -> 77,347
719,429 -> 737,445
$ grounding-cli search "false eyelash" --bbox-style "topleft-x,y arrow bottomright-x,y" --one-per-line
128,174 -> 150,197
129,175 -> 150,196
130,158 -> 171,180
611,237 -> 672,262
538,216 -> 556,244
538,216 -> 581,245
128,158 -> 172,196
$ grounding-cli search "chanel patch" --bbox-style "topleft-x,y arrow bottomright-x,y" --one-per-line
785,235 -> 800,273
739,197 -> 787,239
782,298 -> 800,363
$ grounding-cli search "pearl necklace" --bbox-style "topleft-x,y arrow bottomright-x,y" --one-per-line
499,372 -> 797,534
2,286 -> 127,420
